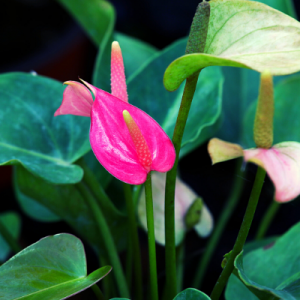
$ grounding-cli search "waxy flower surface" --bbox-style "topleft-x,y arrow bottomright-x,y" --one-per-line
208,138 -> 300,203
55,42 -> 175,184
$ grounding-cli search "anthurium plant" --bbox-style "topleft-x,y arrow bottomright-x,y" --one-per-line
1,0 -> 300,299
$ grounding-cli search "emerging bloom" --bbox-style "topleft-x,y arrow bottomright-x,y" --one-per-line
55,42 -> 175,184
208,138 -> 300,203
138,172 -> 214,245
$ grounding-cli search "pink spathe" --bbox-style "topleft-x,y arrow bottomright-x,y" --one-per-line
244,142 -> 300,203
54,41 -> 175,185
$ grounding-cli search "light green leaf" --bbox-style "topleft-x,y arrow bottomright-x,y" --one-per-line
56,0 -> 115,46
15,165 -> 128,254
226,221 -> 300,300
0,73 -> 91,184
127,38 -> 223,157
174,288 -> 211,300
164,0 -> 300,92
0,233 -> 111,300
0,212 -> 21,262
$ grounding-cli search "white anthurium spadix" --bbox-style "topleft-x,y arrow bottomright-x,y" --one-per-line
138,172 -> 213,246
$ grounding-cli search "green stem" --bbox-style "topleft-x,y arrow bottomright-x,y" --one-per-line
99,255 -> 111,300
91,284 -> 105,300
165,71 -> 200,299
123,183 -> 143,300
210,167 -> 266,300
255,201 -> 280,240
125,233 -> 133,288
193,159 -> 244,288
0,219 -> 21,254
76,182 -> 130,298
145,172 -> 159,300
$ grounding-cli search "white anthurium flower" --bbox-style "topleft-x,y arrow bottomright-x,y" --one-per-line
138,172 -> 214,246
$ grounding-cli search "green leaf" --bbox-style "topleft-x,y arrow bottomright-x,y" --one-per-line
250,0 -> 297,19
0,73 -> 91,184
164,0 -> 300,92
242,75 -> 300,148
93,32 -> 158,91
13,169 -> 61,222
0,233 -> 111,300
225,221 -> 300,300
215,0 -> 298,144
127,38 -> 223,157
0,212 -> 21,262
174,288 -> 211,300
56,0 -> 115,46
15,165 -> 128,254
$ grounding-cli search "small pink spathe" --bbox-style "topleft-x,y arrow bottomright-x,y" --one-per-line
55,81 -> 176,185
244,142 -> 300,203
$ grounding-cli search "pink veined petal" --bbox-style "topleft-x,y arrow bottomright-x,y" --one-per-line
111,41 -> 128,103
90,86 -> 176,185
54,81 -> 93,117
244,142 -> 300,203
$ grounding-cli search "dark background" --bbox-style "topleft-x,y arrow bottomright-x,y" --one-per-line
1,0 -> 300,299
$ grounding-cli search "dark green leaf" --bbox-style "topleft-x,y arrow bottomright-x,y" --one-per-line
56,0 -> 115,46
0,73 -> 91,184
93,32 -> 158,91
15,165 -> 128,253
0,233 -> 111,300
174,288 -> 211,300
127,38 -> 223,157
0,212 -> 21,262
226,221 -> 300,300
242,75 -> 300,148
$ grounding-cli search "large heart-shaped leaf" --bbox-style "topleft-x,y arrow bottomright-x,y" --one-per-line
174,288 -> 211,300
225,221 -> 300,300
242,74 -> 300,148
127,38 -> 223,157
56,0 -> 115,46
164,0 -> 300,92
14,165 -> 128,253
0,212 -> 21,262
214,0 -> 297,144
0,73 -> 91,184
0,233 -> 111,300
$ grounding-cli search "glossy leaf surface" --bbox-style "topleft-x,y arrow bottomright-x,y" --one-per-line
215,0 -> 297,144
0,212 -> 21,262
56,0 -> 115,46
15,165 -> 128,253
0,73 -> 90,184
226,221 -> 300,299
0,233 -> 111,300
174,288 -> 211,300
164,0 -> 300,91
127,38 -> 223,157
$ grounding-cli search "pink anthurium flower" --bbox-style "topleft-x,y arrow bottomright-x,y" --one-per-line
54,42 -> 176,185
208,138 -> 300,203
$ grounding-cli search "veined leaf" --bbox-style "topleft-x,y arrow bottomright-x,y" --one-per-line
164,0 -> 300,91
0,234 -> 111,300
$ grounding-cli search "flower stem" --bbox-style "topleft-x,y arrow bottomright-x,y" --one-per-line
210,167 -> 266,300
145,172 -> 159,300
193,159 -> 244,288
76,181 -> 130,298
91,284 -> 105,300
255,200 -> 280,240
123,183 -> 143,300
165,71 -> 200,299
0,218 -> 21,254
